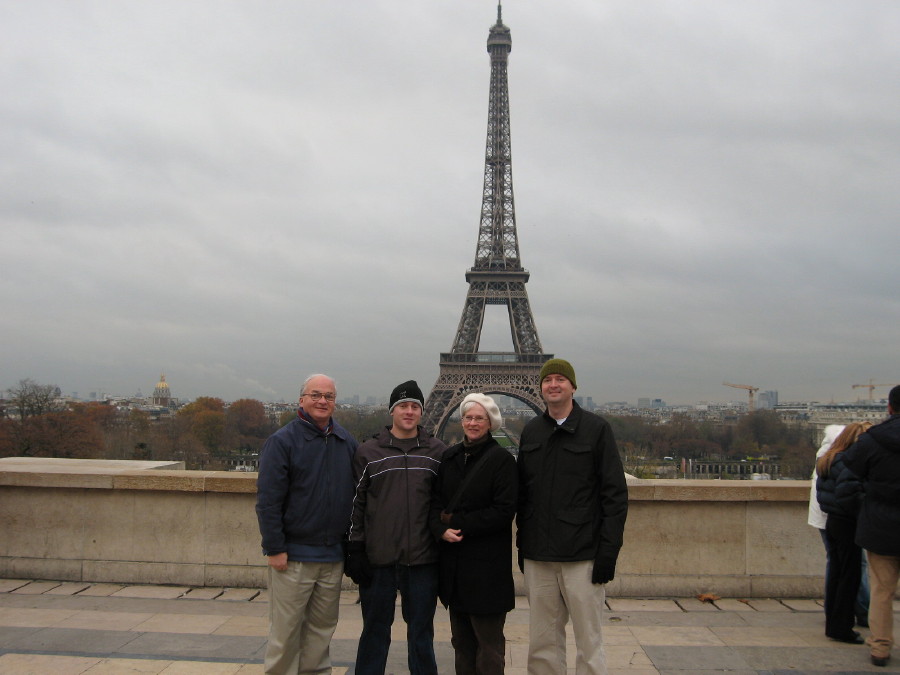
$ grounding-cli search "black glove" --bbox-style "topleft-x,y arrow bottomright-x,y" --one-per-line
591,555 -> 616,585
345,542 -> 373,588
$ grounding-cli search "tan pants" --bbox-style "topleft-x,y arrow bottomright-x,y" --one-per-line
866,551 -> 899,659
524,559 -> 607,675
265,560 -> 343,674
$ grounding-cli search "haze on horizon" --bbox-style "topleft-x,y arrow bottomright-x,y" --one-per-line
1,1 -> 898,407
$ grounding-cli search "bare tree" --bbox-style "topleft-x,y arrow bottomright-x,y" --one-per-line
6,379 -> 63,419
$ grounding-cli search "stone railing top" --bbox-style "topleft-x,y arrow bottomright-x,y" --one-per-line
0,457 -> 810,500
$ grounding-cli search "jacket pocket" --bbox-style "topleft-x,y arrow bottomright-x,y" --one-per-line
552,506 -> 592,558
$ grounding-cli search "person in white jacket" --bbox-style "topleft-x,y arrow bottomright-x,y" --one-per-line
808,424 -> 869,628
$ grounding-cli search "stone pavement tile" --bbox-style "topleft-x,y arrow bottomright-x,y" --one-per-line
235,666 -> 267,674
112,585 -> 191,600
133,612 -> 232,634
608,599 -> 683,612
740,598 -> 790,611
780,598 -> 823,612
83,657 -> 174,673
675,597 -> 721,612
44,582 -> 92,595
11,580 -> 62,594
216,588 -> 258,602
508,641 -> 529,668
609,670 -> 659,675
54,609 -> 152,631
0,652 -> 103,674
212,615 -> 268,637
658,671 -> 754,675
0,606 -> 78,627
0,578 -> 33,593
79,583 -> 127,596
604,625 -> 640,646
157,662 -> 244,674
250,590 -> 268,603
734,645 -> 885,671
714,598 -> 757,612
182,588 -> 224,600
7,625 -> 142,654
607,645 -> 655,669
644,645 -> 753,671
117,632 -> 266,660
630,626 -> 726,647
332,617 -> 363,640
711,625 -> 820,647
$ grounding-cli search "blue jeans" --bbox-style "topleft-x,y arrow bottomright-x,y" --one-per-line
355,563 -> 438,675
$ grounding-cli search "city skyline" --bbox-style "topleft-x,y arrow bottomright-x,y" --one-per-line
1,2 -> 897,407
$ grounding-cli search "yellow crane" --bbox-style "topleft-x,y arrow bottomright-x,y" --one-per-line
723,382 -> 759,411
852,379 -> 896,401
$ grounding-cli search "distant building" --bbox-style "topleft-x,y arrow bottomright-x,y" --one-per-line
150,374 -> 173,408
758,390 -> 779,409
637,397 -> 651,409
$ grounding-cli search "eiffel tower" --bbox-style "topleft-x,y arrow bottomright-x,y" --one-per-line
422,3 -> 552,437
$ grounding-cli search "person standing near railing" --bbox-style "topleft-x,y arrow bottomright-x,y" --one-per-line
255,374 -> 357,675
841,385 -> 900,668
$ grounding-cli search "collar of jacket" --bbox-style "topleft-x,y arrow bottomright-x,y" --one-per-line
374,425 -> 429,448
542,399 -> 584,433
445,434 -> 493,461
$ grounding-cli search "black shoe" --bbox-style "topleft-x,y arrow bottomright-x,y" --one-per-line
871,654 -> 890,667
828,630 -> 864,644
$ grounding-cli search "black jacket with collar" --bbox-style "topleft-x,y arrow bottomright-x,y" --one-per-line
842,413 -> 900,556
429,434 -> 518,614
516,401 -> 628,565
347,426 -> 446,566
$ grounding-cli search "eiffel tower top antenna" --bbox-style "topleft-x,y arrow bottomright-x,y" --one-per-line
421,5 -> 552,437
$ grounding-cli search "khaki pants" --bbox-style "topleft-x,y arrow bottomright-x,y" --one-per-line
524,559 -> 607,675
866,551 -> 900,659
265,560 -> 343,674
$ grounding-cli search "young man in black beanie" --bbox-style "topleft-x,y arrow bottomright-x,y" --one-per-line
346,380 -> 448,675
517,359 -> 628,675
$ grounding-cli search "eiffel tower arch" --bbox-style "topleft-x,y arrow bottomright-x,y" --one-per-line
422,4 -> 552,437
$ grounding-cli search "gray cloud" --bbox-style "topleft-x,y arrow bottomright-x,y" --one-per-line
1,1 -> 898,406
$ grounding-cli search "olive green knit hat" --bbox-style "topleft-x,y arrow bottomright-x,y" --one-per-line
539,358 -> 577,388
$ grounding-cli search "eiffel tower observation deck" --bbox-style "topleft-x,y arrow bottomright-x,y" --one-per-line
422,3 -> 552,437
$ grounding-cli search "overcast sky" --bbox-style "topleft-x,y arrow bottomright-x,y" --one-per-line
2,1 -> 898,407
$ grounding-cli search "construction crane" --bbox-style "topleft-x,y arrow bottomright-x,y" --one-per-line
852,379 -> 897,401
723,382 -> 759,411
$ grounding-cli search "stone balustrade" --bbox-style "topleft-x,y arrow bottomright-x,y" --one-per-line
0,458 -> 824,597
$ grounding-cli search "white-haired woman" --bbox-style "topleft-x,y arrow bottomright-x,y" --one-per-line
429,393 -> 518,674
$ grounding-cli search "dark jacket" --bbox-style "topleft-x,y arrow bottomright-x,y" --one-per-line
429,435 -> 518,614
816,453 -> 862,521
255,415 -> 357,556
517,402 -> 628,565
348,426 -> 446,566
842,414 -> 900,556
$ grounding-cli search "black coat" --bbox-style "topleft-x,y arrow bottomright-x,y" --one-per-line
842,414 -> 900,556
428,435 -> 518,614
517,402 -> 628,564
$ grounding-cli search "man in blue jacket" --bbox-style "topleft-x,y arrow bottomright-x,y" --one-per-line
843,384 -> 900,668
517,359 -> 628,675
255,374 -> 357,674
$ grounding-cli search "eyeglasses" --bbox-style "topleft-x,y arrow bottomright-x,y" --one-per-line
463,416 -> 488,424
303,391 -> 336,402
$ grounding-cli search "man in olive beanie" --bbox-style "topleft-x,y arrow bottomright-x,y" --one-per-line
538,358 -> 577,388
517,359 -> 628,675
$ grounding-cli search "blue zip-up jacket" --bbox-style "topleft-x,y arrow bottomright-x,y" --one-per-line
255,413 -> 357,557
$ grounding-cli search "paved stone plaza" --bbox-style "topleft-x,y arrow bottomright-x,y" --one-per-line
0,579 -> 897,673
